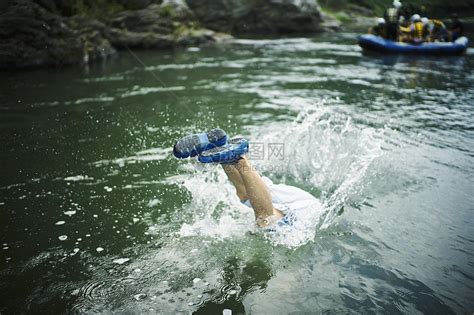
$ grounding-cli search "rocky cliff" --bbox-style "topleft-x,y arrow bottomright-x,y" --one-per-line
0,0 -> 329,69
0,0 -> 230,69
0,1 -> 86,68
185,0 -> 324,34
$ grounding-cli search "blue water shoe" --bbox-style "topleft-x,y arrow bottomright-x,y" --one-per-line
173,128 -> 228,159
198,138 -> 249,164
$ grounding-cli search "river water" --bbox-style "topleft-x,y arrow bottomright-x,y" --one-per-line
1,33 -> 473,314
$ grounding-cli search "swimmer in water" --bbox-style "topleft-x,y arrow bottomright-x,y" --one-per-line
173,129 -> 322,229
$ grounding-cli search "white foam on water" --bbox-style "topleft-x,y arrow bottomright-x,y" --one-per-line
64,175 -> 92,182
121,86 -> 185,98
133,293 -> 147,301
83,75 -> 124,83
176,169 -> 256,239
113,258 -> 130,265
233,38 -> 358,53
147,199 -> 160,207
74,96 -> 115,105
263,200 -> 325,248
252,103 -> 386,231
173,103 -> 385,248
93,147 -> 172,167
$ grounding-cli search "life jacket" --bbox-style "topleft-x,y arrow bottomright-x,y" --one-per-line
412,21 -> 424,39
385,7 -> 398,24
430,19 -> 448,41
432,19 -> 445,29
399,25 -> 411,33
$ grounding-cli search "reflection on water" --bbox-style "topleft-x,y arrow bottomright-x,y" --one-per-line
0,33 -> 473,313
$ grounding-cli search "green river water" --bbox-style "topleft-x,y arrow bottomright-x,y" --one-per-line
1,33 -> 473,314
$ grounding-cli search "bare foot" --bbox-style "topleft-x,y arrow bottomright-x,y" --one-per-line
256,208 -> 285,228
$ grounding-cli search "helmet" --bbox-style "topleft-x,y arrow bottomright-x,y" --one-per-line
377,17 -> 386,25
393,0 -> 402,8
411,14 -> 421,22
421,17 -> 429,25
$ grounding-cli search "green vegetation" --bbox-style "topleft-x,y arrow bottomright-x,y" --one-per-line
173,21 -> 203,37
320,6 -> 352,23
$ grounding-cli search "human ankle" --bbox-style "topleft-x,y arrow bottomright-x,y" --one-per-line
256,214 -> 279,228
235,156 -> 249,167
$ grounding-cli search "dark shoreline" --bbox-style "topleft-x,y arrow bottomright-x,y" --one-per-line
1,0 -> 471,72
0,0 -> 329,71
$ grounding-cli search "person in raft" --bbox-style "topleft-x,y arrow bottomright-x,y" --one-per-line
173,128 -> 321,229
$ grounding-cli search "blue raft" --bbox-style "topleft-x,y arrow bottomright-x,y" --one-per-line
358,34 -> 469,55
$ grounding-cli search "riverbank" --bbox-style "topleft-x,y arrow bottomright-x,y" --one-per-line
0,0 -> 332,70
2,0 -> 472,70
0,0 -> 233,69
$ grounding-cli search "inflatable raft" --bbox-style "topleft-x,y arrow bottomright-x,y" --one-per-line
358,34 -> 469,55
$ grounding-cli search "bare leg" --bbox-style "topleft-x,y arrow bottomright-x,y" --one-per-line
222,164 -> 248,201
233,157 -> 284,227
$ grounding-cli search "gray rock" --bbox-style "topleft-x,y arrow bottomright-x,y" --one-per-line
0,0 -> 83,68
108,28 -> 174,49
0,0 -> 229,69
347,4 -> 373,16
108,3 -> 220,49
0,0 -> 115,69
66,16 -> 116,63
118,0 -> 154,10
185,0 -> 324,34
109,4 -> 174,34
319,13 -> 342,32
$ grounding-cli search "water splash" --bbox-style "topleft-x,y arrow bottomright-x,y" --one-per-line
173,102 -> 386,247
172,167 -> 256,239
253,102 -> 385,230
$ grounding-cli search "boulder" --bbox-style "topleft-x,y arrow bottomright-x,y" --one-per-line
109,4 -> 175,34
117,0 -> 154,10
107,3 -> 223,48
0,0 -> 116,69
0,0 -> 83,68
0,0 -> 229,69
108,29 -> 174,49
185,0 -> 324,34
66,16 -> 117,63
319,13 -> 342,32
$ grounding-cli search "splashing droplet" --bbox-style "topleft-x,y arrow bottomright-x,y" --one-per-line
133,293 -> 146,301
113,258 -> 130,265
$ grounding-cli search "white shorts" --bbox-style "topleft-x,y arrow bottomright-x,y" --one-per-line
241,176 -> 323,216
